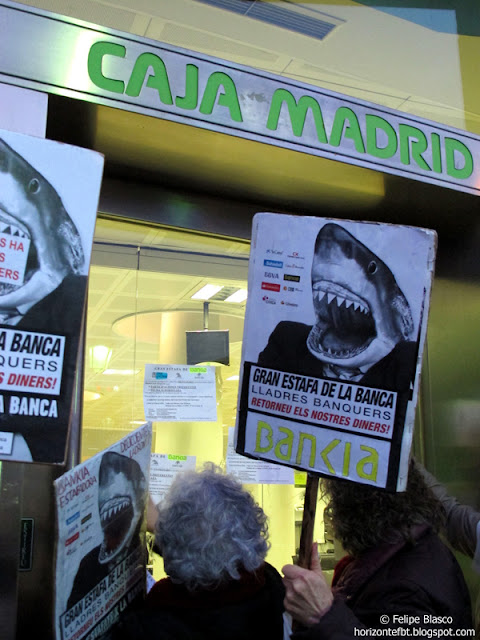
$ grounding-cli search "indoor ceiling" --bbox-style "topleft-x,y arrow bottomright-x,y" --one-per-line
19,0 -> 480,132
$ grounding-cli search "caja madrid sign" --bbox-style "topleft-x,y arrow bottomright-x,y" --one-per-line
1,0 -> 480,195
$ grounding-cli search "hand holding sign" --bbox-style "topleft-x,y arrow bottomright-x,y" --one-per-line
282,541 -> 333,627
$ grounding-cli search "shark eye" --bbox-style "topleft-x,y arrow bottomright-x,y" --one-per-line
28,178 -> 41,194
367,261 -> 377,275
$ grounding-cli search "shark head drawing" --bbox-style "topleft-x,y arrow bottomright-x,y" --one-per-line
97,452 -> 146,565
307,223 -> 414,373
0,137 -> 84,316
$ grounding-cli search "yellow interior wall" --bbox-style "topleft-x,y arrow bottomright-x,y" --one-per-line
83,221 -> 321,580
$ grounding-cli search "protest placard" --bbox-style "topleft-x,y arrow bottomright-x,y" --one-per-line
235,213 -> 436,491
0,128 -> 104,464
54,423 -> 152,640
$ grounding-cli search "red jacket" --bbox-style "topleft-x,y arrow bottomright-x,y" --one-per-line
113,561 -> 285,639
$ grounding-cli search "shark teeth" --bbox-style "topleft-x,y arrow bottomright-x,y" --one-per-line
0,220 -> 29,238
309,281 -> 376,360
97,495 -> 134,564
100,497 -> 131,524
307,323 -> 374,360
314,288 -> 369,314
100,498 -> 130,524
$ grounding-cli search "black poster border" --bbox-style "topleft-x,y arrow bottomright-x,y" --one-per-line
236,360 -> 410,492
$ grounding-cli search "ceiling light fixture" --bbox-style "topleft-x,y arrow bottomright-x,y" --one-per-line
102,368 -> 141,376
191,284 -> 224,300
84,390 -> 102,401
224,289 -> 248,303
88,345 -> 112,373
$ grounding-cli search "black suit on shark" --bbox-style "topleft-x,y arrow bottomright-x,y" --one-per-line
0,274 -> 87,462
257,321 -> 417,392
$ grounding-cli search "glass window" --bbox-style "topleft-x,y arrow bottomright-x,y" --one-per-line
83,217 -> 332,578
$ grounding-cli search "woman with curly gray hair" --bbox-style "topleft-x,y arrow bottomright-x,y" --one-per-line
113,463 -> 285,639
282,460 -> 473,639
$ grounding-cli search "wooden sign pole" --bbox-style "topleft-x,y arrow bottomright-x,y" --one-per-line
297,473 -> 319,569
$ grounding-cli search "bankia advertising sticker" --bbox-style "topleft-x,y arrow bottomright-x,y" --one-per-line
0,128 -> 104,464
54,422 -> 152,640
235,213 -> 437,491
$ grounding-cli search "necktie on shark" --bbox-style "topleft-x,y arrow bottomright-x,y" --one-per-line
323,363 -> 364,381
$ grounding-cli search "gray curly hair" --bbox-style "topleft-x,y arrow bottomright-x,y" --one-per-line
154,462 -> 270,591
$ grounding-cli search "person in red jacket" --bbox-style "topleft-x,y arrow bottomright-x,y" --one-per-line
282,460 -> 473,639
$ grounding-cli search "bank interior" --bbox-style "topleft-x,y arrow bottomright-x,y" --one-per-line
2,0 -> 480,636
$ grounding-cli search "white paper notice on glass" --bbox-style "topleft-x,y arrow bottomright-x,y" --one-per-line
149,453 -> 197,505
144,364 -> 217,422
226,428 -> 294,485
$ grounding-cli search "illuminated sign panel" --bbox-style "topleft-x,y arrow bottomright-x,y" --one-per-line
1,1 -> 480,195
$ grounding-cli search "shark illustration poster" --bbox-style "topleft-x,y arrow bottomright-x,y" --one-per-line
235,213 -> 437,492
0,128 -> 104,464
54,422 -> 152,640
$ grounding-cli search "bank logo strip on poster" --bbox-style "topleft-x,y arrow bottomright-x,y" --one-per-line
235,213 -> 436,491
54,422 -> 152,640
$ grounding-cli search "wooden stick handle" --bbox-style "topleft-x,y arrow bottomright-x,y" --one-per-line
297,474 -> 319,569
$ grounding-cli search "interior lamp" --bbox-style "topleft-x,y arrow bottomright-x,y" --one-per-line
88,345 -> 113,373
191,284 -> 223,300
84,390 -> 102,401
224,289 -> 248,303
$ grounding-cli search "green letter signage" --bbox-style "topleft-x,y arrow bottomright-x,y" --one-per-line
445,137 -> 474,179
88,41 -> 126,94
366,114 -> 398,159
125,52 -> 173,104
267,89 -> 328,143
329,107 -> 365,153
199,72 -> 243,122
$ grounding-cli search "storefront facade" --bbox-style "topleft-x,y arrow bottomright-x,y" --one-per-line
1,1 -> 480,637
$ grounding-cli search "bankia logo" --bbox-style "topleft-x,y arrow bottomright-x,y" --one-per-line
264,259 -> 283,268
261,282 -> 281,292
